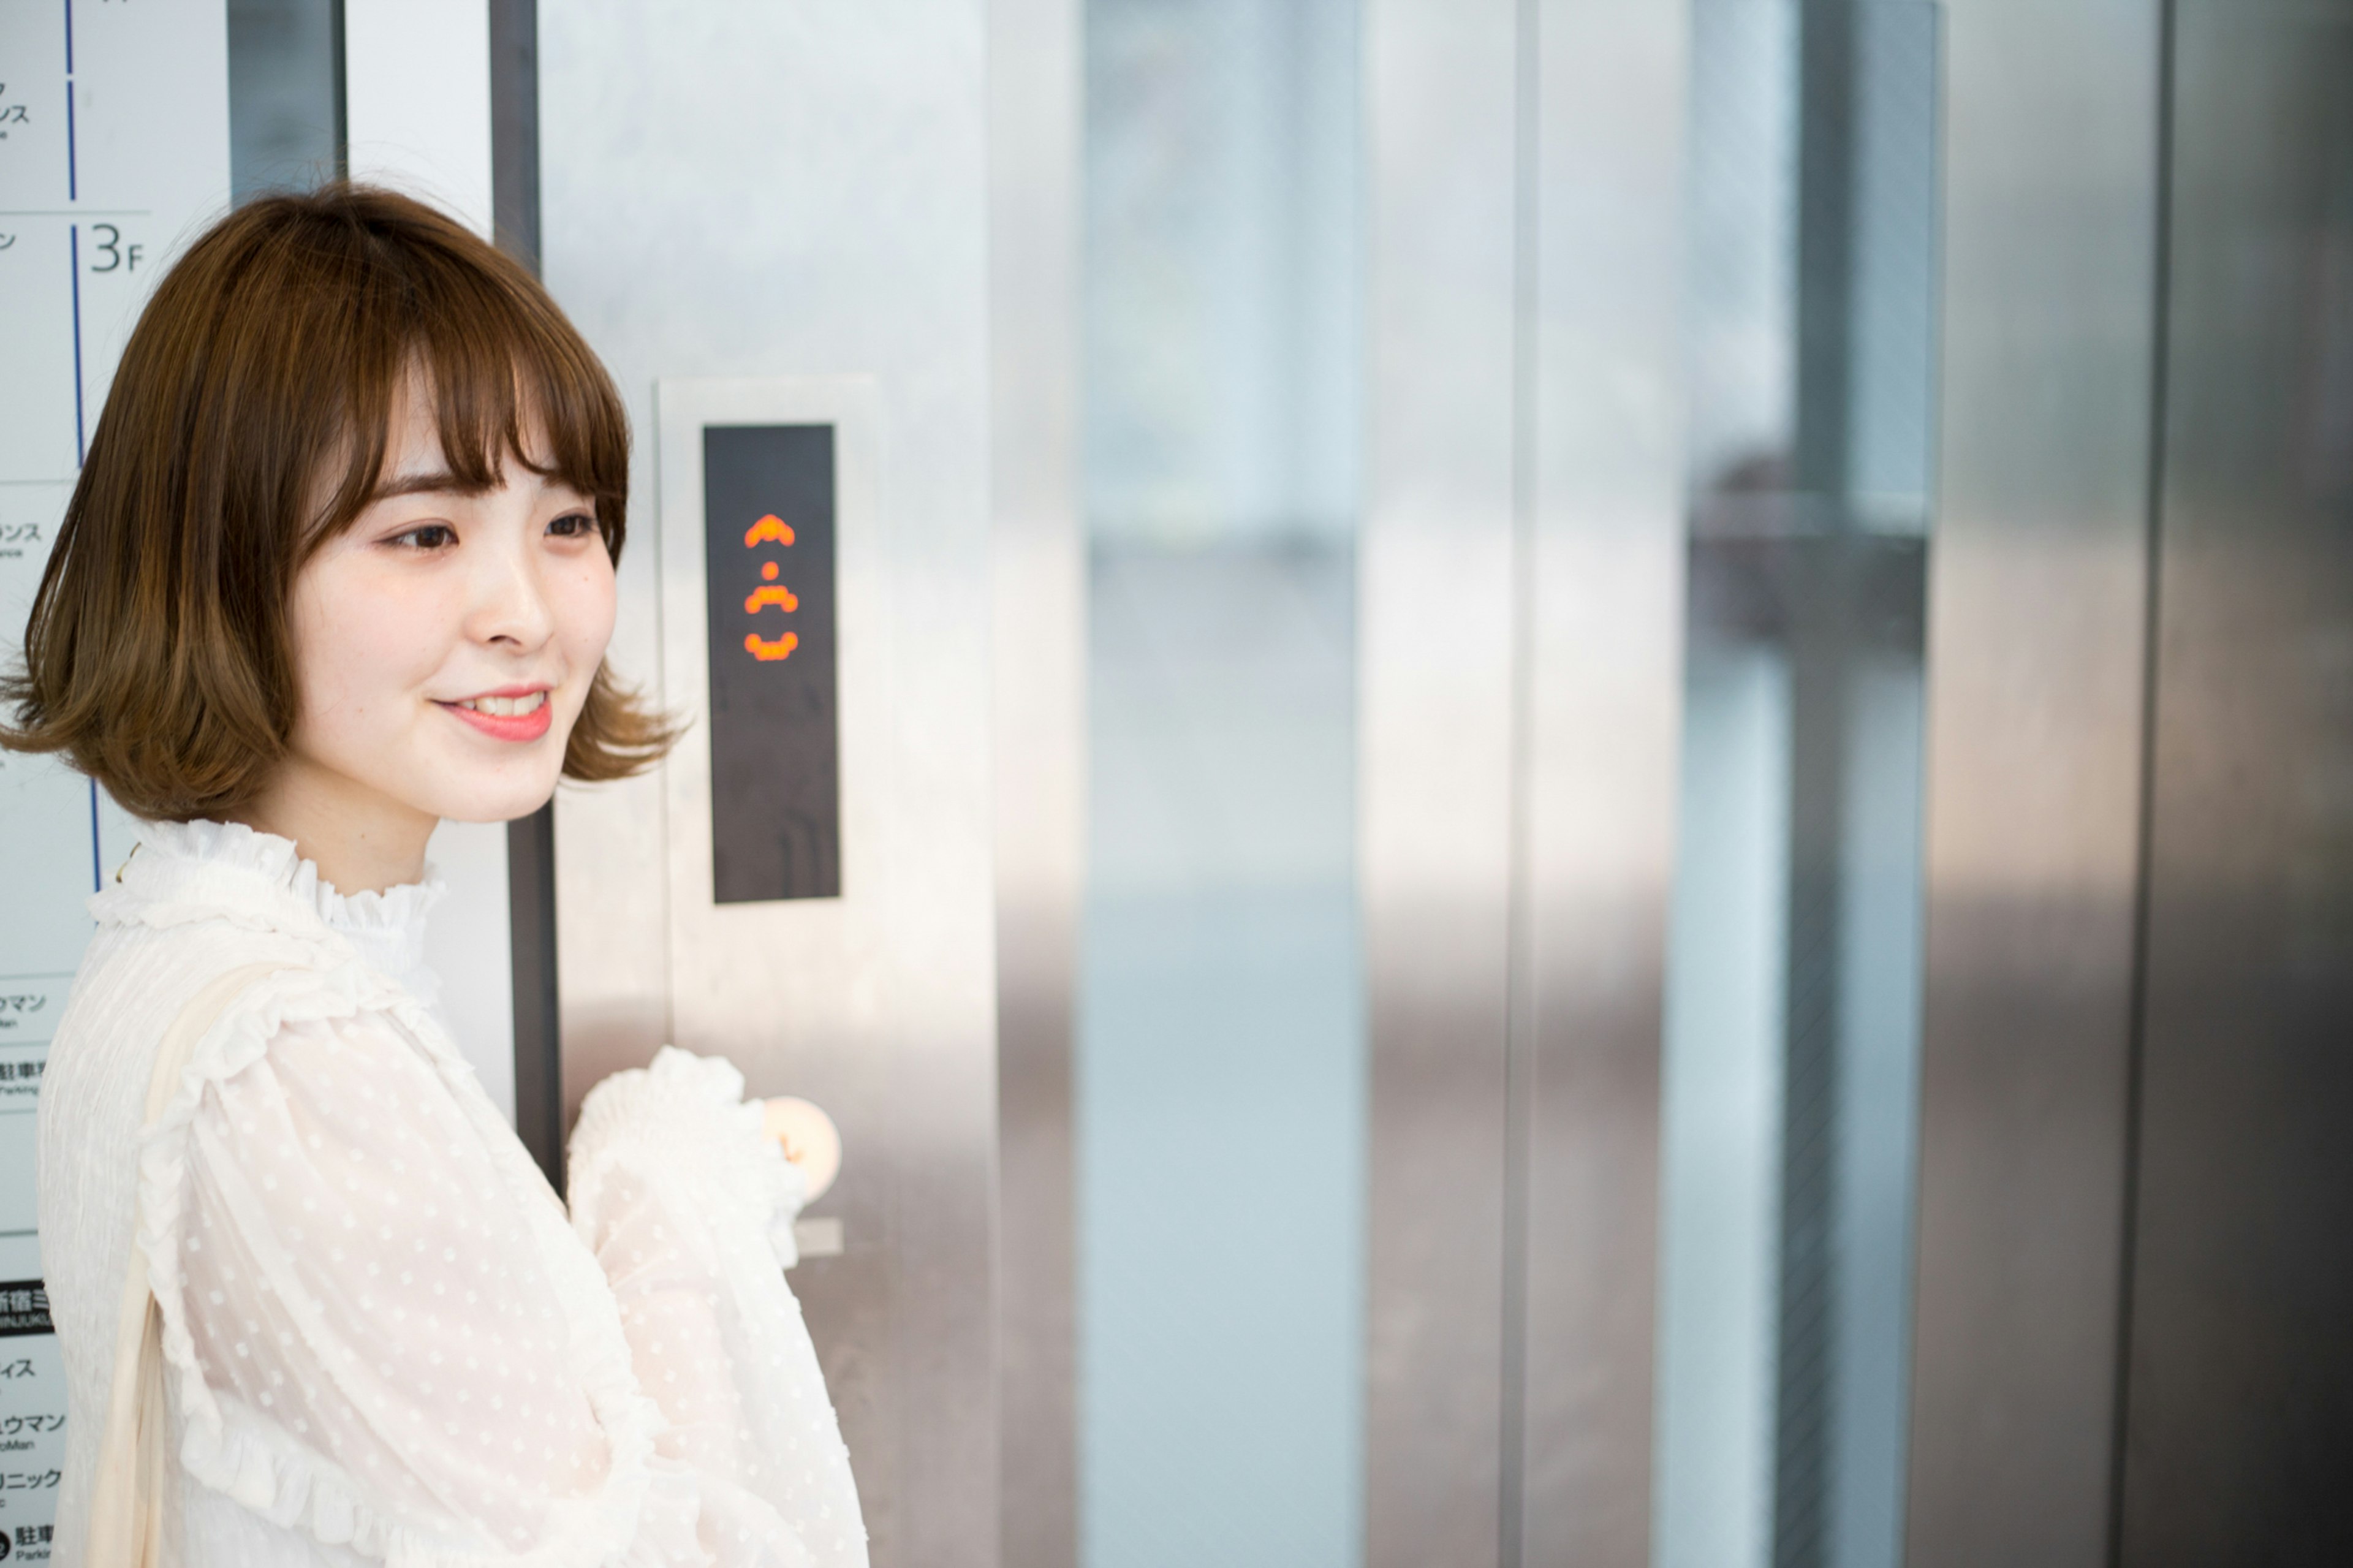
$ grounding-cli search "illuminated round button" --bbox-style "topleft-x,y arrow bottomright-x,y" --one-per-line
761,1096 -> 843,1203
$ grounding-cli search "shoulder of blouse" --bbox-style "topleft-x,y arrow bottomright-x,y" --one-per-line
124,925 -> 675,1560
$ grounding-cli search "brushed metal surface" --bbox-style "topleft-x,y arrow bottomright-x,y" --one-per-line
1515,2 -> 1687,1564
652,377 -> 892,1104
539,9 -> 999,1563
987,2 -> 1083,1565
2118,6 -> 2353,1556
1904,2 -> 2162,1562
1362,4 -> 1521,1564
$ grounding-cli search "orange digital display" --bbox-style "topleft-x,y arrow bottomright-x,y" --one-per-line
705,425 -> 839,902
738,514 -> 802,657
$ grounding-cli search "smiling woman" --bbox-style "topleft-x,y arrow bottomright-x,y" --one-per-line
0,184 -> 866,1568
0,183 -> 667,856
241,371 -> 624,892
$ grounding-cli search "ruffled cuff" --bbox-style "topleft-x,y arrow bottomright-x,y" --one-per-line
567,1048 -> 809,1268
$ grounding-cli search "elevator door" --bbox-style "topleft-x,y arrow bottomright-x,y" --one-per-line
2116,4 -> 2353,1556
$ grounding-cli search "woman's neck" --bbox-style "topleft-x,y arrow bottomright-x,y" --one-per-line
227,754 -> 439,896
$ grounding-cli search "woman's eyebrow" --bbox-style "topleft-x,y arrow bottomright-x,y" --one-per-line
369,468 -> 490,501
368,466 -> 583,503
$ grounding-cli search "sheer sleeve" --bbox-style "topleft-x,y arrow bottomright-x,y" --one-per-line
566,1050 -> 865,1568
156,974 -> 811,1566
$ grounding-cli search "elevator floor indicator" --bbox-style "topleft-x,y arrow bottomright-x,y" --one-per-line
703,425 -> 842,902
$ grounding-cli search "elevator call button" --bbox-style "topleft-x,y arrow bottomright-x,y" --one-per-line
703,425 -> 841,903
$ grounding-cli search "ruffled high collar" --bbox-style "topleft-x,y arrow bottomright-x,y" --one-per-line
105,819 -> 447,1006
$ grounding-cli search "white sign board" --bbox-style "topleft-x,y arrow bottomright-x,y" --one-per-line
0,2 -> 230,1552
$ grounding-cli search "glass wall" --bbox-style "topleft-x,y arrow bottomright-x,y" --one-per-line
1077,2 -> 1365,1565
1655,4 -> 1941,1567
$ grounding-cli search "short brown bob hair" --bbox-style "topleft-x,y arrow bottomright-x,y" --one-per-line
0,182 -> 672,822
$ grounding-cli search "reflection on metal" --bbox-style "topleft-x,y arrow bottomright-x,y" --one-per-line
541,8 -> 1001,1560
1363,2 -> 1521,1562
988,1 -> 1084,1564
1517,2 -> 1689,1566
1905,1 -> 2163,1563
2118,4 -> 2353,1554
1077,2 -> 1368,1561
1364,2 -> 1686,1564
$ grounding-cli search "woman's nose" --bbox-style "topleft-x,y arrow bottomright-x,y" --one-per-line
472,533 -> 556,650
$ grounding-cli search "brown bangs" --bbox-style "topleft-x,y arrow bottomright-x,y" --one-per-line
0,182 -> 673,821
301,218 -> 631,562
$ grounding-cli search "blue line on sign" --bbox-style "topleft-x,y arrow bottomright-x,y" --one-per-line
70,225 -> 85,464
63,0 -> 74,77
88,779 -> 102,892
65,74 -> 77,202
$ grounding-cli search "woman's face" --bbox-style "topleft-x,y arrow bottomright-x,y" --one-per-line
282,381 -> 617,829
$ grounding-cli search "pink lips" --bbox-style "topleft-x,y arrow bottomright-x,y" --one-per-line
436,686 -> 555,743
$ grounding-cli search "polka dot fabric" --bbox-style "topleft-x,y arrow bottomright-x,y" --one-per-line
36,821 -> 868,1567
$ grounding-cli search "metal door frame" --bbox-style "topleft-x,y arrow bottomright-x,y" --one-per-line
1904,2 -> 2164,1562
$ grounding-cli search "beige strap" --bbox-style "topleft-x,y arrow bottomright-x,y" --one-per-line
83,962 -> 284,1568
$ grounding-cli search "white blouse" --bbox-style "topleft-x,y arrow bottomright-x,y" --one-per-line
34,820 -> 866,1567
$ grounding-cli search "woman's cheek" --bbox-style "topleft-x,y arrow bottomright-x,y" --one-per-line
558,553 -> 620,668
295,556 -> 463,741
342,566 -> 464,689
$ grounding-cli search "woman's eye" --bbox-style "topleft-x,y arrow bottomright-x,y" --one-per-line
390,523 -> 458,550
548,512 -> 598,539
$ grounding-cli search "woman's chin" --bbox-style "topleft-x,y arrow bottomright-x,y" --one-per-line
412,760 -> 566,826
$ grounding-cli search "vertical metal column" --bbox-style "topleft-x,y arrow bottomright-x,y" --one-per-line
1775,14 -> 1860,1559
487,0 -> 564,1193
1363,3 -> 1686,1563
2116,4 -> 2353,1556
1516,1 -> 1688,1564
988,0 -> 1084,1563
1904,1 -> 2163,1562
1362,4 -> 1522,1561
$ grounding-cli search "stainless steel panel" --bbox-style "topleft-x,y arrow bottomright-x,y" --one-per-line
1905,1 -> 2162,1562
1362,4 -> 1521,1564
2118,4 -> 2353,1556
653,376 -> 892,1080
539,9 -> 999,1564
988,4 -> 1083,1566
1517,2 -> 1687,1564
1365,6 -> 1525,1553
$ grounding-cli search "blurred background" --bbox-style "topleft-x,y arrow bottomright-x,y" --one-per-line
2,1 -> 2349,1566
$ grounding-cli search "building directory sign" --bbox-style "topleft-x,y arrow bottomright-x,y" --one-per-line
0,2 -> 230,1552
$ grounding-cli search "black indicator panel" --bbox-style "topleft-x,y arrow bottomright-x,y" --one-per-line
703,424 -> 841,903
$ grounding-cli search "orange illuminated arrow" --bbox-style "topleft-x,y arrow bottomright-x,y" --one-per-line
745,631 -> 800,662
745,513 -> 795,547
745,585 -> 800,613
